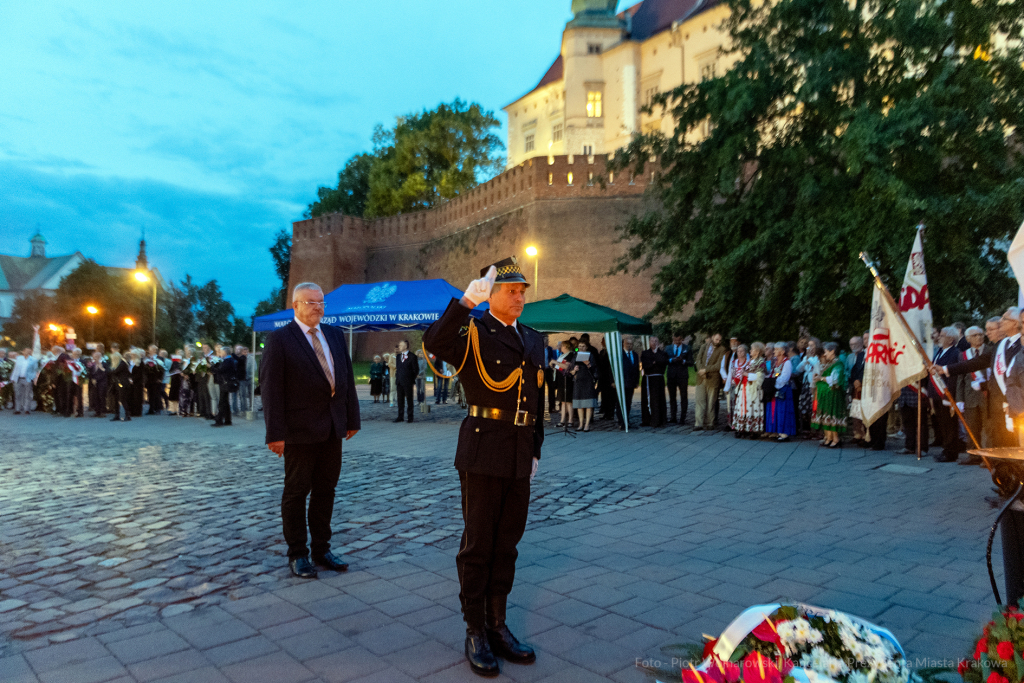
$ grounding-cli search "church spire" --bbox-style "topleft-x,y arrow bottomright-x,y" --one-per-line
30,229 -> 47,258
136,229 -> 148,271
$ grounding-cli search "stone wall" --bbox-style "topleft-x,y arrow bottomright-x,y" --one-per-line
288,154 -> 661,360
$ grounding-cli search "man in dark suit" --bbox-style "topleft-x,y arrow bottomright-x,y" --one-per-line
665,331 -> 692,424
615,337 -> 641,429
128,353 -> 145,417
212,348 -> 237,427
87,350 -> 109,418
261,282 -> 361,579
640,336 -> 669,428
394,340 -> 418,423
931,327 -> 965,462
423,256 -> 543,677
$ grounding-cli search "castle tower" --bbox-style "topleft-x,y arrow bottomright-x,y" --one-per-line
29,231 -> 46,258
136,231 -> 148,271
562,0 -> 626,157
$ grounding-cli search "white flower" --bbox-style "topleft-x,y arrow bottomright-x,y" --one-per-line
849,671 -> 870,683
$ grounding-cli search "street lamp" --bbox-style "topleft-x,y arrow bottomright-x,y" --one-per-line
525,245 -> 539,300
86,305 -> 98,342
134,270 -> 157,345
124,317 -> 134,347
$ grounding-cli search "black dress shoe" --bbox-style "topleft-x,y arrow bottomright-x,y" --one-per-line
289,556 -> 317,579
393,417 -> 404,423
487,625 -> 536,664
693,426 -> 703,431
465,630 -> 500,677
312,551 -> 349,571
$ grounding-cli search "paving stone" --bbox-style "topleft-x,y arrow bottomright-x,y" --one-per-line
305,646 -> 389,682
382,640 -> 464,678
23,637 -> 110,673
353,622 -> 427,656
277,626 -> 354,661
36,655 -> 128,683
220,651 -> 313,683
126,648 -> 212,683
106,629 -> 191,665
0,654 -> 38,683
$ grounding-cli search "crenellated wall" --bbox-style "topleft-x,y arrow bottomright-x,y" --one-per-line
288,154 -> 661,358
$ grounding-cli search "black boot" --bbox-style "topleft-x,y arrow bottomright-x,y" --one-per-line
463,601 -> 499,677
486,595 -> 536,664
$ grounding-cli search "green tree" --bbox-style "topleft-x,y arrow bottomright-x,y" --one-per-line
366,99 -> 505,218
305,153 -> 375,219
268,229 -> 291,309
194,280 -> 234,343
3,291 -> 56,348
610,0 -> 1024,340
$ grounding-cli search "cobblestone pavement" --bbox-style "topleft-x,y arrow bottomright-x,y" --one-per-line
0,396 -> 1003,682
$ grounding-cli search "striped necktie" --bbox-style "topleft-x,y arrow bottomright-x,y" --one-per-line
308,328 -> 335,396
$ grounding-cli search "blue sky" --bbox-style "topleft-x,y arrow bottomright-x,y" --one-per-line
0,1 -> 616,316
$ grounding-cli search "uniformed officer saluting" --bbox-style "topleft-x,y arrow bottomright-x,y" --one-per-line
423,256 -> 544,677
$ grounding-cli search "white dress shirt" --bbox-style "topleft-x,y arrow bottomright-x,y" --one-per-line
295,318 -> 335,378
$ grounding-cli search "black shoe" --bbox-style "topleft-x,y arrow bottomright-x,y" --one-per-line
407,418 -> 414,423
123,416 -> 131,421
312,551 -> 348,571
933,455 -> 956,463
693,426 -> 703,431
289,556 -> 317,579
465,630 -> 500,677
394,417 -> 404,423
485,595 -> 535,664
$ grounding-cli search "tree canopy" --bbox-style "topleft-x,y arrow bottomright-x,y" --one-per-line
306,99 -> 505,220
610,0 -> 1024,341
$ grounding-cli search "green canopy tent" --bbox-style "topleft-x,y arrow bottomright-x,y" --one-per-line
519,294 -> 653,432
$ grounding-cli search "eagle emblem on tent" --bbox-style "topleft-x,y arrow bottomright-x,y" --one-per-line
364,283 -> 397,304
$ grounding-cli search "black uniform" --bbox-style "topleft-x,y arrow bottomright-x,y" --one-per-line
213,355 -> 237,425
87,357 -> 109,417
422,299 -> 545,626
640,347 -> 669,427
109,359 -> 132,420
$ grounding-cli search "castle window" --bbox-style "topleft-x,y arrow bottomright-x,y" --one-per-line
548,173 -> 553,186
608,171 -> 614,184
582,145 -> 593,156
567,172 -> 573,185
525,134 -> 535,153
586,91 -> 602,118
552,123 -> 563,142
587,43 -> 602,54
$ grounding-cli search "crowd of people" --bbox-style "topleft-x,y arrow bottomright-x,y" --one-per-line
0,325 -> 255,428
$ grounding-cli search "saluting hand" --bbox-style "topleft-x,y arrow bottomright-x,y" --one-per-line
461,266 -> 497,308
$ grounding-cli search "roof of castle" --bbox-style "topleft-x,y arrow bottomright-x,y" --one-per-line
508,0 -> 720,106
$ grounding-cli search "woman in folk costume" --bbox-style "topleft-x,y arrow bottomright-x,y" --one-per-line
765,343 -> 797,441
730,342 -> 766,437
811,341 -> 848,447
794,337 -> 822,433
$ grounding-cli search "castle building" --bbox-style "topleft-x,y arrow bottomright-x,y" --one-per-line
0,233 -> 86,328
287,1 -> 727,356
504,0 -> 729,167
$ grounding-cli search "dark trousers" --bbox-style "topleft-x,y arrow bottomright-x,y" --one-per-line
901,405 -> 928,454
282,430 -> 342,559
599,383 -> 616,418
396,382 -> 414,421
72,382 -> 83,417
54,376 -> 68,415
546,369 -> 557,412
456,470 -> 530,626
90,379 -> 107,416
147,381 -> 163,413
115,384 -> 132,419
214,384 -> 232,425
867,414 -> 888,451
641,375 -> 667,427
434,377 -> 449,403
932,400 -> 961,460
963,405 -> 983,448
667,369 -> 688,423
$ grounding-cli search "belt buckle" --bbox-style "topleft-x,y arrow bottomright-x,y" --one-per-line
514,410 -> 530,426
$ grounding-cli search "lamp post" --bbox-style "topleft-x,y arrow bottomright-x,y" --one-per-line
525,245 -> 539,300
86,306 -> 98,343
134,271 -> 157,345
124,317 -> 134,347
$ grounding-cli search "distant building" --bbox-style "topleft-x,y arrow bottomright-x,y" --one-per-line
0,233 -> 86,328
0,232 -> 161,330
504,0 -> 731,168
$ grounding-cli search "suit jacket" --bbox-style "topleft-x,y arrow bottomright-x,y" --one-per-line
695,341 -> 728,389
956,344 -> 991,410
109,359 -> 129,388
394,352 -> 419,387
423,300 -> 544,479
260,320 -> 361,445
621,350 -> 640,389
665,343 -> 692,379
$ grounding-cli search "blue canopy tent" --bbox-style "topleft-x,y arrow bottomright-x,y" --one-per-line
253,278 -> 488,353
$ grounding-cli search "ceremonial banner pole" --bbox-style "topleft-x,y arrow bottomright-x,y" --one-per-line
917,380 -> 922,461
860,253 -> 980,450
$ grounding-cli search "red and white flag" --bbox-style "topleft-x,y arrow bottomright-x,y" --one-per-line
899,225 -> 934,359
862,284 -> 929,427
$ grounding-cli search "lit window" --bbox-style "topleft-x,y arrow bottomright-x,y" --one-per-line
552,123 -> 563,142
587,91 -> 602,118
548,173 -> 553,186
567,172 -> 574,185
525,134 -> 535,153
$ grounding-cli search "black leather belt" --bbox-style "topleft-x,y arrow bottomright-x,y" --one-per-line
468,404 -> 536,426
